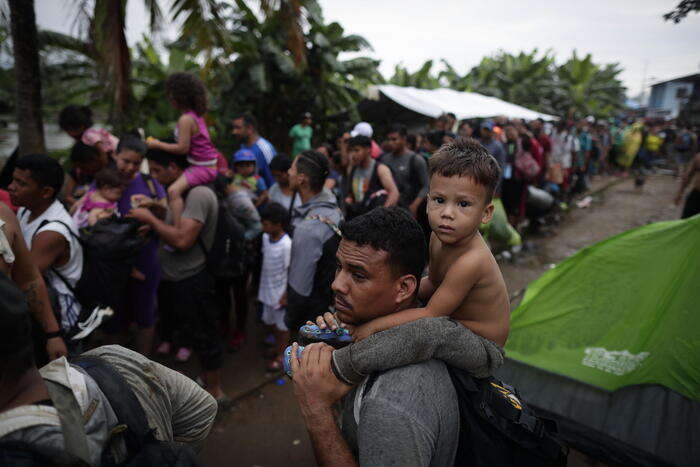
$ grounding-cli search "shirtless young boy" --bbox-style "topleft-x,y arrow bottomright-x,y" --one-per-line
311,137 -> 510,347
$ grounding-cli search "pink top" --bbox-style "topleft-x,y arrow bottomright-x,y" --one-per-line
81,127 -> 119,154
181,111 -> 218,167
72,190 -> 118,228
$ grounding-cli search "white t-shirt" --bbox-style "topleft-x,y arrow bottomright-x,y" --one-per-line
257,232 -> 292,306
18,200 -> 83,330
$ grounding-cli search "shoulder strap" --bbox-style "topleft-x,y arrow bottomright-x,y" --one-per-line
304,214 -> 342,237
44,380 -> 91,465
141,173 -> 159,199
73,356 -> 151,454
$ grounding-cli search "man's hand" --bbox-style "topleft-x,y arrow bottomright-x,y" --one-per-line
46,336 -> 68,360
291,342 -> 352,418
129,207 -> 156,225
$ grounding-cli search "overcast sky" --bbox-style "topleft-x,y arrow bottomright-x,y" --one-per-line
35,0 -> 700,98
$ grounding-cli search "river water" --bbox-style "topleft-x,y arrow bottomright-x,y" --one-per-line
0,119 -> 74,169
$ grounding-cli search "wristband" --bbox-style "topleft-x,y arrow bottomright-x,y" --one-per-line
45,330 -> 62,339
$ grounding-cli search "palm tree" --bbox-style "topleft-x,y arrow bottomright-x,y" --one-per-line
7,0 -> 45,155
45,0 -> 227,131
388,60 -> 441,89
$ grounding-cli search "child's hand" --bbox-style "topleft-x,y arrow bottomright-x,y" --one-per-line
146,137 -> 159,149
309,311 -> 342,331
130,268 -> 146,281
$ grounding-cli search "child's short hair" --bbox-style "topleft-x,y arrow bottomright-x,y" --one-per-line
428,137 -> 502,203
94,167 -> 125,189
261,202 -> 289,228
165,72 -> 208,115
70,141 -> 101,166
58,105 -> 93,132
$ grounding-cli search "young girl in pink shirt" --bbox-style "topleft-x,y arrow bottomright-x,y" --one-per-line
146,73 -> 219,225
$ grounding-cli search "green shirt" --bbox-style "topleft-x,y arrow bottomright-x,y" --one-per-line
289,124 -> 313,157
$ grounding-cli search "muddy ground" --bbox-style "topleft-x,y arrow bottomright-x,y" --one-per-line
187,173 -> 680,467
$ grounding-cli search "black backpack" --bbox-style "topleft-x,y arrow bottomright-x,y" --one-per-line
447,367 -> 567,466
35,217 -> 146,313
196,179 -> 247,281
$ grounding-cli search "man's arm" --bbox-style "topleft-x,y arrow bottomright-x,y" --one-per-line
377,163 -> 399,207
130,208 -> 203,251
291,343 -> 356,467
3,206 -> 66,359
354,253 -> 481,340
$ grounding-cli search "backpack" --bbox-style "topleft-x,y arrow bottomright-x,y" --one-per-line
515,151 -> 541,181
196,178 -> 247,281
447,368 -> 567,466
353,368 -> 566,467
36,218 -> 146,311
346,162 -> 388,220
0,356 -> 200,467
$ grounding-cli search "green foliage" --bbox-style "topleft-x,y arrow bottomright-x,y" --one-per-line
664,0 -> 700,22
396,49 -> 626,119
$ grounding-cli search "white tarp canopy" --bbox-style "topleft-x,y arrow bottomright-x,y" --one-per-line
369,84 -> 558,121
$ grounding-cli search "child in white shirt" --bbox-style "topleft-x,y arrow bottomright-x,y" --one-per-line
257,202 -> 292,371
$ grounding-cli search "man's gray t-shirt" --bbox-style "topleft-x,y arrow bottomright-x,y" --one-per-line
341,360 -> 459,466
379,151 -> 429,207
158,186 -> 218,282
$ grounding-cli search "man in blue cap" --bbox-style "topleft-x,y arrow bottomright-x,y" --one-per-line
478,121 -> 506,170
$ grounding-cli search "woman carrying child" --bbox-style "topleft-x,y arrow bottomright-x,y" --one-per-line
146,72 -> 219,226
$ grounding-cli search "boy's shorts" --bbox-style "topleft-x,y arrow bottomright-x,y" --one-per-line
261,303 -> 288,332
184,165 -> 217,186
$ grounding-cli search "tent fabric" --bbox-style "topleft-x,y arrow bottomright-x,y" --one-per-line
496,359 -> 698,467
505,214 -> 700,400
498,214 -> 700,466
372,85 -> 558,121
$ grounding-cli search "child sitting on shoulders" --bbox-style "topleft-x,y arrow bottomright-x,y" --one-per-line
258,203 -> 292,371
146,72 -> 220,226
230,149 -> 269,207
315,137 -> 510,347
59,105 -> 120,161
71,167 -> 125,228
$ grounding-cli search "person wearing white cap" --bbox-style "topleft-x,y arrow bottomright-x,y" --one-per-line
351,122 -> 382,159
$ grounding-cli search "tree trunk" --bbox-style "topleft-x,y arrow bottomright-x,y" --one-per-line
8,0 -> 45,155
93,0 -> 132,132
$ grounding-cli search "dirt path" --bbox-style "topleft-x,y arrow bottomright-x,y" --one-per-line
198,174 -> 681,467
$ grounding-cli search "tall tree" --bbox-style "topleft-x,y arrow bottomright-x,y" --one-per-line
8,0 -> 45,155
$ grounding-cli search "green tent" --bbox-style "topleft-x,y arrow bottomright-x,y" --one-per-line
497,214 -> 700,466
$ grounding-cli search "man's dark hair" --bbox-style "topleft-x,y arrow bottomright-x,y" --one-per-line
387,123 -> 407,138
269,154 -> 292,172
426,130 -> 445,149
428,137 -> 502,202
94,167 -> 126,189
233,112 -> 258,130
261,202 -> 289,228
15,154 -> 65,199
446,112 -> 457,120
296,150 -> 329,192
70,141 -> 101,166
347,135 -> 371,149
146,147 -> 188,170
0,271 -> 34,381
58,105 -> 93,132
116,135 -> 147,156
340,207 -> 427,280
165,72 -> 208,115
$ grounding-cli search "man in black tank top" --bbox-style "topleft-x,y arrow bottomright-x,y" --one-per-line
345,136 -> 399,219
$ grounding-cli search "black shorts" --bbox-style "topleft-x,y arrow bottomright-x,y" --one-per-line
158,270 -> 223,370
681,189 -> 700,219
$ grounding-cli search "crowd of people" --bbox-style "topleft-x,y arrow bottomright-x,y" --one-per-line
0,70 -> 699,465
